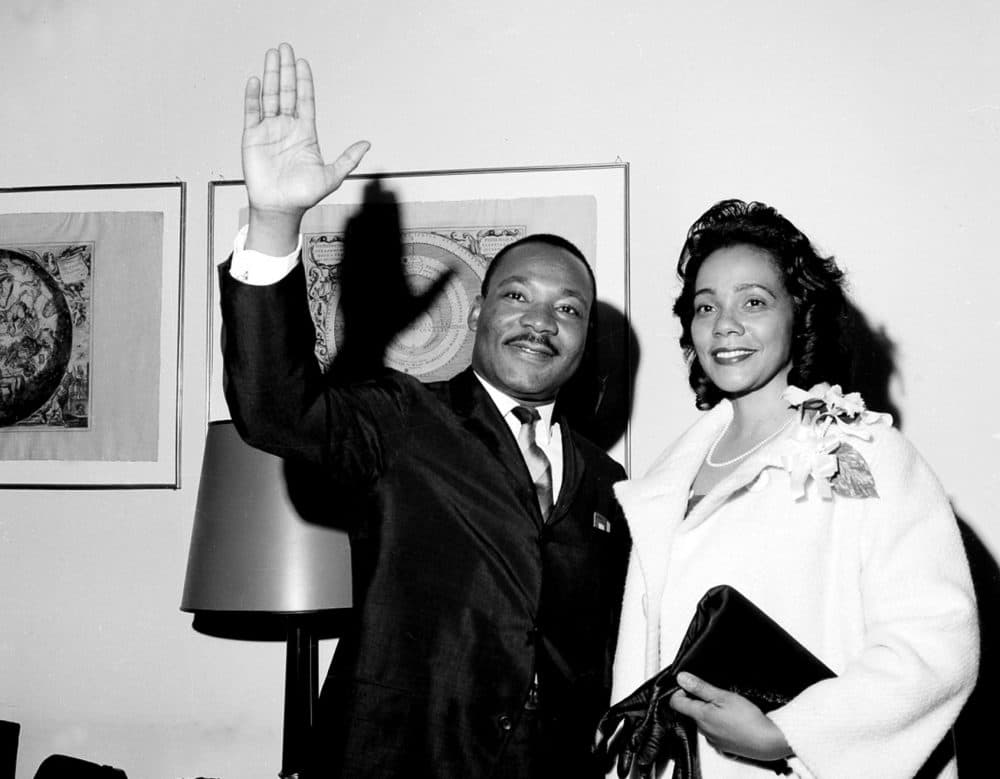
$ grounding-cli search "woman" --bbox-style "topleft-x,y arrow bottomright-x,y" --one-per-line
608,200 -> 978,778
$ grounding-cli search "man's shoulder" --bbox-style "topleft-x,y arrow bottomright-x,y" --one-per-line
567,427 -> 627,479
421,366 -> 486,409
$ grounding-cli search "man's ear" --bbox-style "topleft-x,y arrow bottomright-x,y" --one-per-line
467,295 -> 483,331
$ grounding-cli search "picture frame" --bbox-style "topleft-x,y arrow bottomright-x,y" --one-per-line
208,163 -> 631,469
0,182 -> 185,488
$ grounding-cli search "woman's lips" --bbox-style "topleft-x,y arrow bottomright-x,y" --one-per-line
711,347 -> 755,364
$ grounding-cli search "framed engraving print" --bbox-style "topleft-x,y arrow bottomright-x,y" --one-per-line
0,182 -> 185,487
208,163 -> 630,468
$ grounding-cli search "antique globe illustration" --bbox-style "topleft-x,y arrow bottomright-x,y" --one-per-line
0,248 -> 74,426
307,231 -> 490,383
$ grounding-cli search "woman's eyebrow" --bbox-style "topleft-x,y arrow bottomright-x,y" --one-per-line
734,282 -> 779,296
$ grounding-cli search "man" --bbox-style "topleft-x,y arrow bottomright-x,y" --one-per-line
221,43 -> 630,778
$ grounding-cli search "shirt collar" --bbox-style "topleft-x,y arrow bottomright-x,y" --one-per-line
473,372 -> 556,437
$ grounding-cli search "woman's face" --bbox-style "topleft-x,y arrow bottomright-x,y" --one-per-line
690,244 -> 795,402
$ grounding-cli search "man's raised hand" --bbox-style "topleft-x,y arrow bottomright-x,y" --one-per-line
242,43 -> 369,254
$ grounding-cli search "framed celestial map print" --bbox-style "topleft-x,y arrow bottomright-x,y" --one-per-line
0,182 -> 185,488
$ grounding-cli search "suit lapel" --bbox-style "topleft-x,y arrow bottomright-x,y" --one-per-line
447,369 -> 544,527
546,415 -> 584,529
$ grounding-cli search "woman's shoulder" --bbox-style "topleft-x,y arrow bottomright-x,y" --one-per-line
773,384 -> 904,499
785,385 -> 955,503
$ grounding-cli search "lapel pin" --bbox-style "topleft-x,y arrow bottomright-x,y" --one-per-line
593,512 -> 611,533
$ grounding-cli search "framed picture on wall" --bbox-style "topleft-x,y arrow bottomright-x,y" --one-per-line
0,182 -> 186,488
208,163 -> 631,469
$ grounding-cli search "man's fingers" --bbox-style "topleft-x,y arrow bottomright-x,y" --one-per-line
296,58 -> 316,121
243,76 -> 261,130
261,47 -> 280,118
278,42 -> 297,116
324,140 -> 372,191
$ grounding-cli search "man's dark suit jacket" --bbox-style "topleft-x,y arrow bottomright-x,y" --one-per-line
220,263 -> 630,778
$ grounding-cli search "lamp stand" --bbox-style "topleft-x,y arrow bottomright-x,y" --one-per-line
279,618 -> 319,779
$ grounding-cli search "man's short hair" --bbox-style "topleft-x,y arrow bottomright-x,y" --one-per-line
480,234 -> 596,301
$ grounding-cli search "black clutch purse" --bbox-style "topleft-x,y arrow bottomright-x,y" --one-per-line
595,585 -> 836,779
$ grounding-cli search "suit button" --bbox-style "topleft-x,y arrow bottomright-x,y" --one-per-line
497,714 -> 513,732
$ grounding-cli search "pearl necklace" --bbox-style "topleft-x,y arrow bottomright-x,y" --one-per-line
705,415 -> 795,468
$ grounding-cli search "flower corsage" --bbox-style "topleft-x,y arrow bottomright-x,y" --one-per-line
771,384 -> 891,500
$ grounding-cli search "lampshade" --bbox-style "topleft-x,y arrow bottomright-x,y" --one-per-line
181,421 -> 352,615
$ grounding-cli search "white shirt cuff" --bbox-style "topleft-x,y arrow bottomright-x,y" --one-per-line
228,224 -> 302,285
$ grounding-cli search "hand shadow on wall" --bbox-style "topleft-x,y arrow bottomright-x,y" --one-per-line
844,299 -> 993,774
329,179 -> 454,381
283,178 -> 452,529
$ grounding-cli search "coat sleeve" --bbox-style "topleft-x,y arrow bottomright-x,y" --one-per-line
219,260 -> 407,484
769,428 -> 979,778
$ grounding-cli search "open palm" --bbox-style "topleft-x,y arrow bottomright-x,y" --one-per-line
242,44 -> 368,217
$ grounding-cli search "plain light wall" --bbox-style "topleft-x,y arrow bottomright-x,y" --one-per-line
1,1 -> 997,777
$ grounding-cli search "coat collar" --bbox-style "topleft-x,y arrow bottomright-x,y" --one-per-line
446,368 -> 522,480
617,399 -> 797,528
614,401 -> 731,527
614,400 -> 793,603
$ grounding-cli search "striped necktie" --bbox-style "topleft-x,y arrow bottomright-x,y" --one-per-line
511,405 -> 554,520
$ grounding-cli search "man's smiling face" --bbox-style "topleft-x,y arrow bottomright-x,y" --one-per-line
468,241 -> 593,405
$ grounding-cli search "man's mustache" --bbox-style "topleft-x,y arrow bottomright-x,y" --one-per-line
505,332 -> 557,355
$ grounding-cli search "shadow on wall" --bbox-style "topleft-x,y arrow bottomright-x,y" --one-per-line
843,300 -> 903,426
955,517 -> 1000,775
557,299 -> 639,458
845,298 -> 993,772
331,179 -> 453,381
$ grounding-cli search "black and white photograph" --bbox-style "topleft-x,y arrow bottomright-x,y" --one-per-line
0,2 -> 996,778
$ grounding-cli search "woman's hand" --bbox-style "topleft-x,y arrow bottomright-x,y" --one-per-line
242,42 -> 369,255
669,672 -> 793,762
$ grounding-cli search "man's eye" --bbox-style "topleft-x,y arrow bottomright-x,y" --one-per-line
558,305 -> 581,317
503,291 -> 526,301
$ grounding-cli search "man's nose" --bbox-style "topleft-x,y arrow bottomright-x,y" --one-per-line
521,304 -> 557,333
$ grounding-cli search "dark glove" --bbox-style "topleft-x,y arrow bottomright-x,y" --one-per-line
594,666 -> 698,779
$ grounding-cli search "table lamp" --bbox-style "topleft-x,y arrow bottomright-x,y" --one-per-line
181,421 -> 352,779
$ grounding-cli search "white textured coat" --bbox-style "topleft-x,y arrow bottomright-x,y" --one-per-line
612,399 -> 978,778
